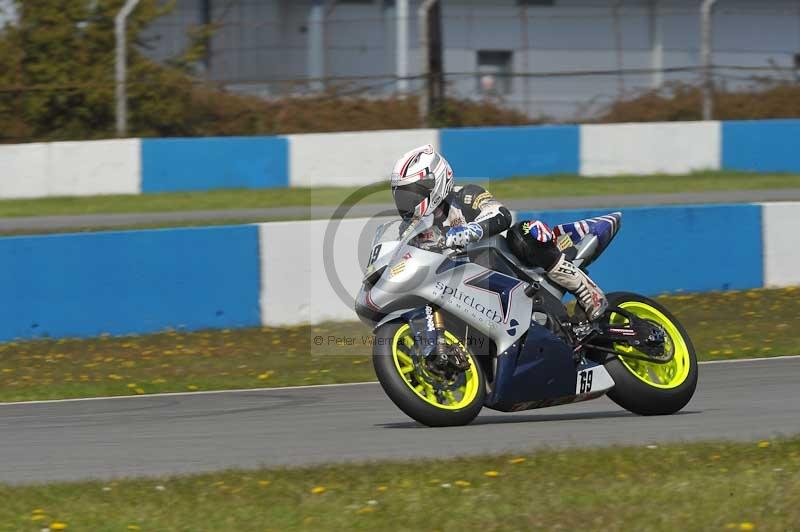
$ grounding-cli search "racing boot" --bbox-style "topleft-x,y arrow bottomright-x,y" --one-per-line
546,253 -> 608,320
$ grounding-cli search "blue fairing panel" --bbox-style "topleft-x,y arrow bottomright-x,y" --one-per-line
486,324 -> 577,412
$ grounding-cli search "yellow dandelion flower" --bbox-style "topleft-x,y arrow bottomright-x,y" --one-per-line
454,480 -> 471,487
739,523 -> 755,531
376,485 -> 388,492
128,526 -> 141,531
483,470 -> 500,478
508,457 -> 526,464
356,507 -> 374,514
258,480 -> 271,487
30,515 -> 46,522
187,385 -> 199,390
310,486 -> 326,494
50,522 -> 68,530
758,441 -> 770,448
134,387 -> 145,394
32,509 -> 45,514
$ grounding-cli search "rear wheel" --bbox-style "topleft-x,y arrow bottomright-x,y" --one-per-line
373,322 -> 485,427
602,292 -> 698,415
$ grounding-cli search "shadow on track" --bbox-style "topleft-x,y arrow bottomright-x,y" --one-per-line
376,409 -> 702,429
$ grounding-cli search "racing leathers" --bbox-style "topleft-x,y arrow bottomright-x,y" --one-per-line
417,184 -> 607,321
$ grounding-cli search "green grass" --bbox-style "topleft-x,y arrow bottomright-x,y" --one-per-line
0,287 -> 798,403
1,437 -> 797,531
1,172 -> 799,219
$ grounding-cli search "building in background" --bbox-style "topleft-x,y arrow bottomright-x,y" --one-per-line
142,0 -> 800,119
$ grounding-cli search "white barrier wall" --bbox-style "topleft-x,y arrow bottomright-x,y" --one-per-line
762,202 -> 800,287
580,121 -> 721,177
0,139 -> 140,198
288,129 -> 438,187
259,217 -> 393,325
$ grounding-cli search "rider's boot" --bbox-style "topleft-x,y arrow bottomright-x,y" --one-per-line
546,254 -> 608,321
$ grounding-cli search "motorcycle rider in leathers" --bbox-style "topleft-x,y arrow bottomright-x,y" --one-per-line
391,144 -> 608,325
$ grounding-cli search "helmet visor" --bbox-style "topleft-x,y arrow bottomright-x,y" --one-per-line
392,177 -> 435,220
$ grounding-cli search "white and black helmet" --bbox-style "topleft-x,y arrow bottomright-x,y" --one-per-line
391,144 -> 454,220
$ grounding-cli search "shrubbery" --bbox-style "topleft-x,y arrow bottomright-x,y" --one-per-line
2,1 -> 799,143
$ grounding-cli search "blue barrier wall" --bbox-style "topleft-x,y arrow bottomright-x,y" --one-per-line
515,204 -> 763,295
441,125 -> 580,179
0,225 -> 261,341
722,119 -> 800,173
141,136 -> 289,193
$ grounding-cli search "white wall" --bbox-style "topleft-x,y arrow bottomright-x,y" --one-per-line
288,129 -> 438,187
580,121 -> 720,176
0,139 -> 141,199
259,217 -> 394,326
762,202 -> 800,287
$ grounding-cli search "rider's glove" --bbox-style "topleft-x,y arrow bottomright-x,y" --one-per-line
445,222 -> 484,248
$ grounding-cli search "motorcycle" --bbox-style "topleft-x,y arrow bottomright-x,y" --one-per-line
355,212 -> 698,427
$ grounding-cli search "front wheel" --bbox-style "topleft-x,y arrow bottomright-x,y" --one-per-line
602,292 -> 698,415
373,322 -> 485,427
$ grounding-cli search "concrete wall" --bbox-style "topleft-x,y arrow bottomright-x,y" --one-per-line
580,122 -> 720,176
2,119 -> 800,198
288,129 -> 438,187
0,201 -> 794,341
0,139 -> 140,199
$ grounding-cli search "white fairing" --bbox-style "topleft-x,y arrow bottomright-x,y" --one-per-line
368,243 -> 532,354
574,362 -> 615,397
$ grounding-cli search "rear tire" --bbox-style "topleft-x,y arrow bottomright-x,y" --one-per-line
602,292 -> 698,416
373,322 -> 485,427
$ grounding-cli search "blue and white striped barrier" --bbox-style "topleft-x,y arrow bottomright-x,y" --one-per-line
0,201 -> 796,342
2,119 -> 800,198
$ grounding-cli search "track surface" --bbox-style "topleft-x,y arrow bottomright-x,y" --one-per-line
1,357 -> 799,484
3,188 -> 800,232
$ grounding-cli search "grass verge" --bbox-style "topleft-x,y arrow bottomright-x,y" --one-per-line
0,287 -> 797,403
1,437 -> 797,531
0,172 -> 799,219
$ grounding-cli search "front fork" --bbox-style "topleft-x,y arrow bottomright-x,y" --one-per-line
407,305 -> 469,372
407,305 -> 447,360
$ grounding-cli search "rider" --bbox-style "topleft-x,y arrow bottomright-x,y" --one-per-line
391,144 -> 608,321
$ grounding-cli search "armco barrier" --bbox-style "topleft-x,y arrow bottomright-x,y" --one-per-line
0,201 -> 795,340
440,125 -> 579,179
0,225 -> 261,341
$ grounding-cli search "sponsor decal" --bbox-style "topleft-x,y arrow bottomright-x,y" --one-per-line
471,192 -> 493,209
521,221 -> 531,235
463,194 -> 473,205
434,281 -> 504,325
389,263 -> 406,277
425,305 -> 436,332
556,233 -> 574,251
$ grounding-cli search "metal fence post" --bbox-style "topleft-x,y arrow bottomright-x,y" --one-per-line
115,0 -> 141,137
700,0 -> 718,121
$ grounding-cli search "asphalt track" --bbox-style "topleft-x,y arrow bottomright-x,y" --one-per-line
3,188 -> 800,232
1,357 -> 799,484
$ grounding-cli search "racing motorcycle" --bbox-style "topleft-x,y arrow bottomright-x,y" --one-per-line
355,212 -> 698,427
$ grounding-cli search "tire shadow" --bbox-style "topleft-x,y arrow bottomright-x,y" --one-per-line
376,409 -> 702,429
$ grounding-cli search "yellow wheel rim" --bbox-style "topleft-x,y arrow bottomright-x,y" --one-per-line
610,302 -> 691,389
391,324 -> 480,410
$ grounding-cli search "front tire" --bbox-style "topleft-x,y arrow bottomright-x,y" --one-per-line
373,322 -> 485,427
602,292 -> 698,415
